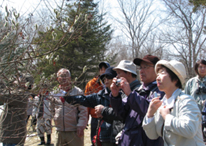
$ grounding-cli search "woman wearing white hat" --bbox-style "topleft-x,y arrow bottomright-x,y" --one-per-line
142,60 -> 204,146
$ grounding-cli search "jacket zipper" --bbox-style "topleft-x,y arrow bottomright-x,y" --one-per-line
63,102 -> 65,131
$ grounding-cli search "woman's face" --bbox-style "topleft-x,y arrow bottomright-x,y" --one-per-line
198,63 -> 206,78
156,67 -> 176,93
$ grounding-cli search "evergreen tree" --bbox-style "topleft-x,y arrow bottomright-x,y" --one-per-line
35,0 -> 113,88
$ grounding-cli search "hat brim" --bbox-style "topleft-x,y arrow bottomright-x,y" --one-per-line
113,67 -> 137,75
100,73 -> 113,81
155,60 -> 184,87
133,58 -> 152,66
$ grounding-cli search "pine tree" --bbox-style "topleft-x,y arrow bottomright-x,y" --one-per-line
35,0 -> 113,88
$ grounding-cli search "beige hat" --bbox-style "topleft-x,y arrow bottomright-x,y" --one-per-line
113,60 -> 137,75
155,60 -> 186,87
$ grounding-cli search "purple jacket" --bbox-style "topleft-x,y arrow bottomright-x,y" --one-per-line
110,81 -> 164,146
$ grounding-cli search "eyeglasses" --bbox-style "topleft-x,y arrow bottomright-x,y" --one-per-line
198,66 -> 206,70
57,74 -> 69,78
137,65 -> 154,70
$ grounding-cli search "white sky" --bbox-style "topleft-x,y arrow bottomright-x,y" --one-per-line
0,0 -> 119,17
0,0 -> 165,42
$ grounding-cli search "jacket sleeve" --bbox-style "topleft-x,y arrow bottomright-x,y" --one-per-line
64,93 -> 101,108
110,92 -> 130,119
164,95 -> 201,138
101,107 -> 123,123
77,104 -> 88,128
84,80 -> 92,95
127,90 -> 164,117
184,79 -> 191,95
142,116 -> 160,140
126,91 -> 150,117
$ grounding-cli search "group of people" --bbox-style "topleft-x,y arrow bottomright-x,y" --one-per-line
0,55 -> 206,146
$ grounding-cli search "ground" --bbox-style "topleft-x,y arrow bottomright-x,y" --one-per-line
24,118 -> 91,146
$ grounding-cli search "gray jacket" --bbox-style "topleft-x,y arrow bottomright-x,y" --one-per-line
184,75 -> 206,111
50,87 -> 88,132
143,89 -> 204,146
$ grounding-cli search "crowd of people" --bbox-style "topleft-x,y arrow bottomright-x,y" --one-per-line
1,56 -> 206,146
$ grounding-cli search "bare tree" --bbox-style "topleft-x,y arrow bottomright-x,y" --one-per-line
161,0 -> 206,78
111,0 -> 164,59
0,1 -> 91,145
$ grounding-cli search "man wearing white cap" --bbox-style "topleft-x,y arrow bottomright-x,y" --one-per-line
95,60 -> 141,145
109,55 -> 164,146
113,60 -> 141,88
143,60 -> 204,146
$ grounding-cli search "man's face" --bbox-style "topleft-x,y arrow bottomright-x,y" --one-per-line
139,61 -> 156,84
57,70 -> 71,87
116,69 -> 128,80
103,76 -> 113,89
99,67 -> 106,75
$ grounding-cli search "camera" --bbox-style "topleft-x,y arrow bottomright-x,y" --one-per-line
196,85 -> 206,94
116,79 -> 122,86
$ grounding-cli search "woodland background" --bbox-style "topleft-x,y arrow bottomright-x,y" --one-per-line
0,0 -> 206,145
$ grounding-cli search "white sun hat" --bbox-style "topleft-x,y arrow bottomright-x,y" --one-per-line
155,60 -> 186,87
113,60 -> 137,75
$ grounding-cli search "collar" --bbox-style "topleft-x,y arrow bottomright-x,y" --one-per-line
161,88 -> 180,108
196,75 -> 206,83
104,87 -> 110,94
130,79 -> 141,90
140,81 -> 157,90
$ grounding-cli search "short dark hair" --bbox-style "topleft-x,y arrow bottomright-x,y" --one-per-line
123,71 -> 137,78
158,65 -> 182,89
194,59 -> 206,75
99,64 -> 108,70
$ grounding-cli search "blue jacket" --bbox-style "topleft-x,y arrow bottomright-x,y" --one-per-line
101,79 -> 141,143
110,81 -> 164,146
64,88 -> 113,142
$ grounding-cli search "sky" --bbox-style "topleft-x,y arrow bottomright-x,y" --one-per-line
1,0 -> 123,38
0,0 -> 119,18
0,0 -> 165,43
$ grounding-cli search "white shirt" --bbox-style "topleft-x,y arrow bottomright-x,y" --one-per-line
145,89 -> 178,123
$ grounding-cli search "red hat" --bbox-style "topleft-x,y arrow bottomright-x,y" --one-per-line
133,55 -> 160,66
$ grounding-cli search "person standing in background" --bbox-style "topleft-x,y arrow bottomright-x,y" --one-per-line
50,68 -> 88,146
34,84 -> 52,145
84,61 -> 110,145
184,59 -> 206,141
185,59 -> 206,111
0,74 -> 33,146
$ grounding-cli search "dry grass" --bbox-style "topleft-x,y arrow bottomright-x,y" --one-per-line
25,118 -> 91,146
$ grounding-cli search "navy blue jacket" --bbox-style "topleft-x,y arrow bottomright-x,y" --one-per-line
110,81 -> 164,146
101,79 -> 141,143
